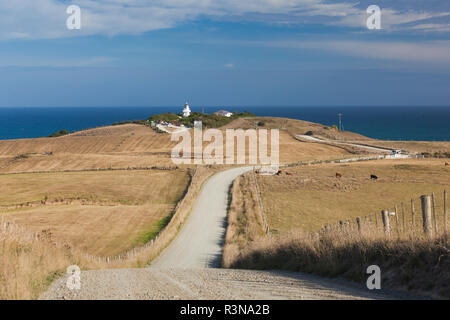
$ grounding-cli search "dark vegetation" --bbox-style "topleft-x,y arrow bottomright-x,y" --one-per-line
47,111 -> 254,137
148,111 -> 255,128
112,120 -> 146,126
48,129 -> 69,137
421,151 -> 450,158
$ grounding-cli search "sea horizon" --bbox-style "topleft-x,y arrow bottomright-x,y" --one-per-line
0,106 -> 449,142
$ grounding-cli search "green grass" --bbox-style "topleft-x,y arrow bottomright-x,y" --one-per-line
31,269 -> 65,299
48,129 -> 69,137
136,215 -> 173,244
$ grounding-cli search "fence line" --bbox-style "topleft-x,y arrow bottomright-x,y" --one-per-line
252,168 -> 270,236
0,167 -> 199,265
0,165 -> 180,177
322,190 -> 448,240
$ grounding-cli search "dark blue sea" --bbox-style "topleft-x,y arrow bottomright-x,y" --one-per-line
0,106 -> 448,141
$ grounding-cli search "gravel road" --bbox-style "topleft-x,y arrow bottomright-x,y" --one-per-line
42,166 -> 405,300
152,166 -> 253,268
41,268 -> 400,300
296,134 -> 394,153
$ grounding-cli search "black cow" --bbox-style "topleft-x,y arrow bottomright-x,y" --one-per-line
370,174 -> 378,180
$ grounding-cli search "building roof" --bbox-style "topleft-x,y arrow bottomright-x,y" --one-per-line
214,110 -> 232,115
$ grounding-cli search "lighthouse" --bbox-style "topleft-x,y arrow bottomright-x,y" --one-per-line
182,102 -> 191,117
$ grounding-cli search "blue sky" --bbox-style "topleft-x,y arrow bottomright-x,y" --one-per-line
0,0 -> 449,107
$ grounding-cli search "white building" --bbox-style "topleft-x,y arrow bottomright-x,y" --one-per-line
182,102 -> 191,117
214,110 -> 233,117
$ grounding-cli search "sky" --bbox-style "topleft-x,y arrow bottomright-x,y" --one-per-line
0,0 -> 449,107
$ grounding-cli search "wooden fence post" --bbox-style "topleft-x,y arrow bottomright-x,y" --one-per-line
421,195 -> 433,237
432,192 -> 439,235
401,203 -> 406,233
411,198 -> 415,236
356,217 -> 361,233
394,205 -> 400,238
444,190 -> 447,238
375,213 -> 379,230
381,210 -> 390,236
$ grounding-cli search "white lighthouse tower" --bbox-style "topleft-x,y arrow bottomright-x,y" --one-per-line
182,102 -> 191,117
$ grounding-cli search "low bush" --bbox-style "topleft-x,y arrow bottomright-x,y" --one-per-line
48,129 -> 69,137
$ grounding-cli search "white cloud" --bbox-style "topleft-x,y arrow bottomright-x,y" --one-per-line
411,23 -> 450,32
267,40 -> 450,64
0,0 -> 449,40
0,56 -> 117,68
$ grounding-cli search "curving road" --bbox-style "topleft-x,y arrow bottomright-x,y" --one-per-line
296,134 -> 394,153
151,166 -> 253,268
42,166 -> 407,300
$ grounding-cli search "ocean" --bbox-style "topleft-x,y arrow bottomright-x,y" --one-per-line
0,106 -> 448,141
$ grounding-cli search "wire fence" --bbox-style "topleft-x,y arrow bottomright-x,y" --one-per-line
321,190 -> 448,240
251,168 -> 270,236
0,167 -> 199,266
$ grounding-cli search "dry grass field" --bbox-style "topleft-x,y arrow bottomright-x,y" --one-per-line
0,224 -> 90,299
0,124 -> 177,173
0,170 -> 189,256
0,166 -> 214,299
0,118 -> 352,299
3,204 -> 173,257
2,117 -> 448,299
223,117 -> 370,141
224,160 -> 449,298
226,116 -> 450,155
222,173 -> 266,268
0,170 -> 187,206
228,229 -> 449,298
0,121 -> 352,174
258,158 -> 450,233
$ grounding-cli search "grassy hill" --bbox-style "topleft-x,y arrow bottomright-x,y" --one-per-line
1,115 -> 448,299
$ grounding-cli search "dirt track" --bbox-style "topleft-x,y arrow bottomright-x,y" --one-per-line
42,166 -> 406,300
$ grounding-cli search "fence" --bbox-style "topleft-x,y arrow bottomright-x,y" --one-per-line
321,190 -> 448,240
251,168 -> 270,236
0,167 -> 200,266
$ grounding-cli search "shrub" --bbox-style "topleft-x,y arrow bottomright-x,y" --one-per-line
48,129 -> 69,137
148,111 -> 255,129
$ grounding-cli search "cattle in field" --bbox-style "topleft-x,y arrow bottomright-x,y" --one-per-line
370,174 -> 378,180
445,162 -> 449,166
335,172 -> 342,178
276,170 -> 282,175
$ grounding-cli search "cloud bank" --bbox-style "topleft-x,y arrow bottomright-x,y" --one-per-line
1,0 -> 449,40
269,40 -> 450,65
